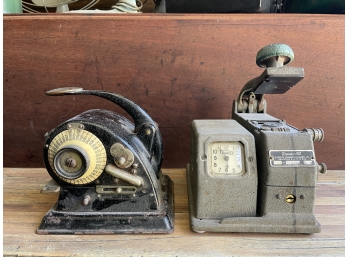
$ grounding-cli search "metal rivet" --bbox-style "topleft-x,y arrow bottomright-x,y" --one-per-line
300,195 -> 305,199
276,194 -> 281,198
117,156 -> 126,165
145,129 -> 151,135
67,124 -> 72,129
116,187 -> 122,194
82,195 -> 90,206
78,124 -> 84,129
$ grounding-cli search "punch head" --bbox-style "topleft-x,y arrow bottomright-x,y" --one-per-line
256,44 -> 294,68
252,66 -> 304,95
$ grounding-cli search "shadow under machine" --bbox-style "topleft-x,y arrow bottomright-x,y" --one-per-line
37,88 -> 174,234
187,44 -> 327,233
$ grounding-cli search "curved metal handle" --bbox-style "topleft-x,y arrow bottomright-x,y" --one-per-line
47,87 -> 154,132
46,87 -> 163,175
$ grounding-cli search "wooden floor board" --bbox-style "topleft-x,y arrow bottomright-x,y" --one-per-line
3,168 -> 345,256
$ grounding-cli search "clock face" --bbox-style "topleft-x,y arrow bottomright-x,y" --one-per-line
209,142 -> 244,175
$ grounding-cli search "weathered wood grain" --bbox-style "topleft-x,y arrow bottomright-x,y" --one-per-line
3,168 -> 345,256
3,14 -> 344,169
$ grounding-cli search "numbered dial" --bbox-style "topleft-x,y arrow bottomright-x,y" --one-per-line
209,142 -> 244,175
47,127 -> 107,185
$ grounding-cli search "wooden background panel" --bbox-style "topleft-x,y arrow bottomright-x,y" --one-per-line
3,14 -> 344,169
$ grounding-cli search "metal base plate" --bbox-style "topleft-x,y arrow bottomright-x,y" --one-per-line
37,175 -> 174,234
186,164 -> 320,234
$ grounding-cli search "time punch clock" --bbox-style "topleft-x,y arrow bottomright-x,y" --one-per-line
187,44 -> 327,233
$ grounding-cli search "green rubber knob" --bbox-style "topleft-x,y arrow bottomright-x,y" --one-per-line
256,43 -> 294,68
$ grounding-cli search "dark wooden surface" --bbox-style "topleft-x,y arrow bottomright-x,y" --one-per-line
3,168 -> 345,256
3,14 -> 344,169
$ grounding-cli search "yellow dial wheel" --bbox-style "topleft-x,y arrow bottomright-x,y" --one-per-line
48,127 -> 107,185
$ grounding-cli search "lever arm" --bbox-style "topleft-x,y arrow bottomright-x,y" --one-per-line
46,87 -> 163,175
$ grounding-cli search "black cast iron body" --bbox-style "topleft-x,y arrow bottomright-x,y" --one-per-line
37,88 -> 174,234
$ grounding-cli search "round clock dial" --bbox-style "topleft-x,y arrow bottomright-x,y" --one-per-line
209,142 -> 244,175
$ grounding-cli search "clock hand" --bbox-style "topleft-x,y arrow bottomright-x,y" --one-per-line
224,155 -> 229,172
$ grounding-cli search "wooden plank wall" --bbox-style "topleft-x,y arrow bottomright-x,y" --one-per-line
3,14 -> 344,169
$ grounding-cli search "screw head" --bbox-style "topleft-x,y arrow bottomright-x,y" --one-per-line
65,158 -> 77,168
286,194 -> 296,204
